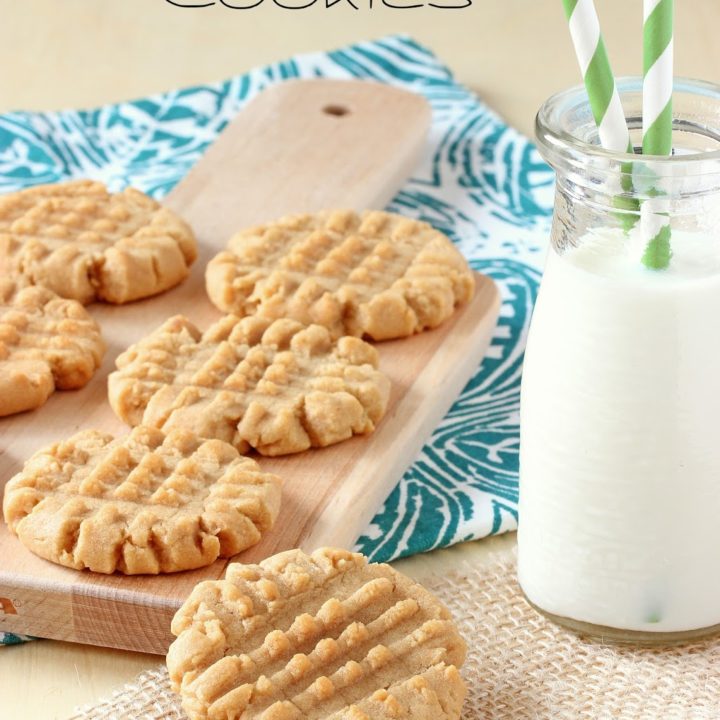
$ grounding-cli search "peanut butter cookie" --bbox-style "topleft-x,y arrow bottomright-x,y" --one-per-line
2,426 -> 282,574
108,315 -> 390,456
0,179 -> 197,303
205,210 -> 474,341
167,547 -> 467,720
0,279 -> 104,416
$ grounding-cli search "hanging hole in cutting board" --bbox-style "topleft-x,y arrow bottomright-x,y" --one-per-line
323,104 -> 350,117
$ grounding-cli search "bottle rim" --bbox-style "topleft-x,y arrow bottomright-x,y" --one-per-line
536,76 -> 720,174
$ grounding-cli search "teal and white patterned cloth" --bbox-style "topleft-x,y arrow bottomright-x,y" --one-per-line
0,35 -> 553,646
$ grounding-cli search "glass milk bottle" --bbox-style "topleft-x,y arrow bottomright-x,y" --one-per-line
518,78 -> 720,643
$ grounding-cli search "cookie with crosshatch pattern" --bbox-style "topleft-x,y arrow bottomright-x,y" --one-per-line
0,179 -> 197,304
2,426 -> 282,574
166,547 -> 467,720
0,278 -> 105,417
205,209 -> 475,341
107,314 -> 390,456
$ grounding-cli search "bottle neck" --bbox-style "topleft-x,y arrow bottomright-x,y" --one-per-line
536,77 -> 720,254
551,163 -> 720,255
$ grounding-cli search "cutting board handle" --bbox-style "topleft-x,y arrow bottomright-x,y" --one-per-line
165,78 -> 432,247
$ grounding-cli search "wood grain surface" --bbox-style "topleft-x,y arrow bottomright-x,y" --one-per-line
0,78 -> 500,654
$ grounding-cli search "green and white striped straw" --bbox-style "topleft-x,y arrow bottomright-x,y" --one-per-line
562,0 -> 633,154
641,0 -> 674,269
643,0 -> 674,156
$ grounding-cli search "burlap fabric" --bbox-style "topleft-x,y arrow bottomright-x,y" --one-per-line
69,555 -> 720,720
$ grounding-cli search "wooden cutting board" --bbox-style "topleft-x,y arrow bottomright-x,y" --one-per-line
0,79 -> 501,654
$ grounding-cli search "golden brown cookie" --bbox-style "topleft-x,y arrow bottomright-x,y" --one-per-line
0,179 -> 197,304
108,315 -> 390,456
205,209 -> 475,341
0,279 -> 105,416
2,426 -> 282,574
167,547 -> 467,720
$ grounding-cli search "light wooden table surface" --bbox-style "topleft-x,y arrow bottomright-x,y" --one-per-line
0,1 -> 718,718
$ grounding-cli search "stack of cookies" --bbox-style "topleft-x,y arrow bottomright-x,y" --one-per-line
0,180 -> 475,719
